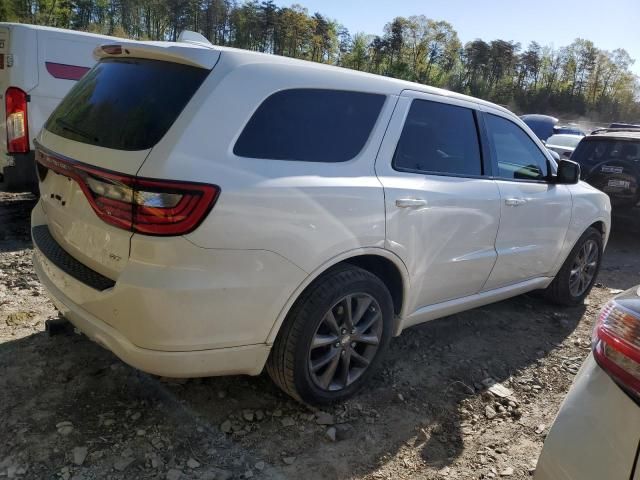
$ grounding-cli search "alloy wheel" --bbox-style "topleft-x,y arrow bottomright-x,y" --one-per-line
568,239 -> 599,297
308,293 -> 383,392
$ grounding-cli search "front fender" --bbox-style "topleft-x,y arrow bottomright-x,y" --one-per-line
551,182 -> 611,275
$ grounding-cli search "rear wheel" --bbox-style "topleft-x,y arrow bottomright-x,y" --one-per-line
266,265 -> 393,405
545,227 -> 603,306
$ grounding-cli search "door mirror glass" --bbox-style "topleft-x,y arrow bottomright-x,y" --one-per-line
556,159 -> 581,184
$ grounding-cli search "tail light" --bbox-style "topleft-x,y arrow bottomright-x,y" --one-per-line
6,87 -> 29,153
35,148 -> 219,236
593,300 -> 640,398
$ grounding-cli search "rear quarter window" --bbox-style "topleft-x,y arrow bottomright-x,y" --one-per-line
233,89 -> 386,162
45,58 -> 208,151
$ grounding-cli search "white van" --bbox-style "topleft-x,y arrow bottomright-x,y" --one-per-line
0,23 -> 122,190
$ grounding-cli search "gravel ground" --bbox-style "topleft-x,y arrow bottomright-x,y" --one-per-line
1,191 -> 639,480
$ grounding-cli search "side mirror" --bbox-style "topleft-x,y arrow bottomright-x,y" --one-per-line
555,159 -> 581,184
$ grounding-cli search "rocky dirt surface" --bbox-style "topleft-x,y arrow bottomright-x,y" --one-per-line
1,191 -> 639,480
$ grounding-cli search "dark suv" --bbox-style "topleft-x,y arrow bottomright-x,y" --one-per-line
571,129 -> 640,209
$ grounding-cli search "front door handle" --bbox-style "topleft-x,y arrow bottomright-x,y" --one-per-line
396,198 -> 428,208
505,197 -> 527,207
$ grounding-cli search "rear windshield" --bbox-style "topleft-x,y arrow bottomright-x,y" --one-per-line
233,89 -> 386,162
45,58 -> 208,151
572,138 -> 640,165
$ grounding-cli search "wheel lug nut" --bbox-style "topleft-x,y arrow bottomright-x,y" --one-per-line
341,350 -> 346,356
341,329 -> 347,335
351,342 -> 356,348
334,342 -> 340,348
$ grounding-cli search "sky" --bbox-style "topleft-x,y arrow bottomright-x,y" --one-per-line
273,0 -> 640,76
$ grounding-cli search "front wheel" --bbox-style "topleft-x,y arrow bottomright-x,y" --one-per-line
266,265 -> 393,405
545,227 -> 603,306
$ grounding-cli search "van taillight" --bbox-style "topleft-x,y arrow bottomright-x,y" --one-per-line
593,301 -> 640,398
35,148 -> 219,236
6,87 -> 29,153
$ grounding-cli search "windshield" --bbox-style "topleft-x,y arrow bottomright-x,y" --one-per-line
571,138 -> 640,165
45,58 -> 209,151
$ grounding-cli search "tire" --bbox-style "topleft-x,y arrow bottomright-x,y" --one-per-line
545,227 -> 603,306
266,265 -> 394,405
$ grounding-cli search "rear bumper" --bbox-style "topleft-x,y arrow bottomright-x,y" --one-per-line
34,254 -> 270,377
31,200 -> 307,377
535,354 -> 640,480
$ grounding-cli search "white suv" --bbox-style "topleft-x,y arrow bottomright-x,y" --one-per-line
31,36 -> 611,405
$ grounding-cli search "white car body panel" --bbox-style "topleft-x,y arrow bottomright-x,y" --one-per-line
31,43 -> 612,377
483,179 -> 572,290
535,354 -> 640,480
374,93 -> 502,312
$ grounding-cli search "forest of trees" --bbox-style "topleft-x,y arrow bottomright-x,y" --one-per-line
3,0 -> 639,122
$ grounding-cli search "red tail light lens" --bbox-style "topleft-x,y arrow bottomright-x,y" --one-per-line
6,87 -> 29,153
35,148 -> 219,236
593,301 -> 640,397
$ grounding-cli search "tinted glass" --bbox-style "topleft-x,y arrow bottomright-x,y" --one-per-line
393,100 -> 482,176
46,58 -> 208,151
233,89 -> 385,162
486,114 -> 549,181
571,138 -> 640,166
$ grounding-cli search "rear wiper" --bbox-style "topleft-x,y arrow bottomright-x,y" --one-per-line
55,118 -> 99,143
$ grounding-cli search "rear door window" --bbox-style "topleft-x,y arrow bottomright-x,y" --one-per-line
233,89 -> 385,162
45,58 -> 209,151
485,114 -> 549,181
393,99 -> 483,176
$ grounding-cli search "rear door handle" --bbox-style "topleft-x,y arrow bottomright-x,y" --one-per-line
396,198 -> 428,208
505,198 -> 527,207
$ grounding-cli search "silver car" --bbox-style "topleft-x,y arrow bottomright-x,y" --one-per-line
545,134 -> 584,160
536,286 -> 640,479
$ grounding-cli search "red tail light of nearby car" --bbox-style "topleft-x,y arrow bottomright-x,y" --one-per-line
6,87 -> 30,153
35,148 -> 219,236
593,301 -> 640,398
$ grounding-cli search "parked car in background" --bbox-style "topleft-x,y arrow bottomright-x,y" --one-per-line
521,114 -> 586,141
609,122 -> 640,129
535,286 -> 640,480
32,35 -> 611,405
0,23 -> 122,191
571,128 -> 640,209
545,134 -> 583,159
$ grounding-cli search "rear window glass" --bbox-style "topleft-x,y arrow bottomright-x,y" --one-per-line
45,58 -> 208,151
233,89 -> 385,162
572,138 -> 640,165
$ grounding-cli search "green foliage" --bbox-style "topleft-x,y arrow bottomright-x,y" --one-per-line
7,0 -> 639,121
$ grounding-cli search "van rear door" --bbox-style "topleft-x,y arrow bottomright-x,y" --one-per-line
0,24 -> 38,173
0,25 -> 10,165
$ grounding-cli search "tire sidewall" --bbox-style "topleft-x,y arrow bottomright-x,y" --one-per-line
292,271 -> 394,405
557,228 -> 603,305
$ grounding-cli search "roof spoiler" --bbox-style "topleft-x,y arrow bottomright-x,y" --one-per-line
93,35 -> 219,69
